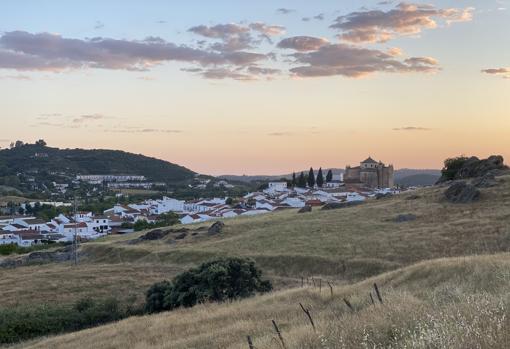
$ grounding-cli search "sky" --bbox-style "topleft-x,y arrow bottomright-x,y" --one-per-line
0,0 -> 509,175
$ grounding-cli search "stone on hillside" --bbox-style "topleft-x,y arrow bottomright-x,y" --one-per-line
444,181 -> 480,203
297,205 -> 312,213
321,201 -> 363,210
140,229 -> 168,240
174,232 -> 187,240
394,214 -> 417,223
471,173 -> 498,188
439,155 -> 508,183
208,221 -> 225,235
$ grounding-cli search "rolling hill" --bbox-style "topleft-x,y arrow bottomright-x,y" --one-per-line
0,144 -> 195,186
2,173 -> 509,348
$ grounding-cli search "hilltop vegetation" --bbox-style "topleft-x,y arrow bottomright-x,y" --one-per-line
0,142 -> 195,192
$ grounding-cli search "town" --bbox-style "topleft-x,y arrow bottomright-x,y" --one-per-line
0,157 -> 403,247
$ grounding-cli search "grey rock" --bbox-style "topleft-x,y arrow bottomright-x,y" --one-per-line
471,173 -> 497,188
321,201 -> 363,210
208,221 -> 225,235
297,205 -> 312,213
174,232 -> 187,240
394,214 -> 417,223
444,181 -> 481,203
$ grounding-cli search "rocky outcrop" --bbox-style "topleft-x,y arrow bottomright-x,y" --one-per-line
321,201 -> 363,210
394,214 -> 417,223
444,181 -> 480,203
208,221 -> 225,235
0,246 -> 75,268
297,205 -> 312,213
438,155 -> 508,183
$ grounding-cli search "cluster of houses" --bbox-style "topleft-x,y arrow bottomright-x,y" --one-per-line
0,181 -> 399,248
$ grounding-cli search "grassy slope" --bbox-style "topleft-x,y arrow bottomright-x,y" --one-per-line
82,174 -> 510,280
16,253 -> 510,349
1,175 -> 509,347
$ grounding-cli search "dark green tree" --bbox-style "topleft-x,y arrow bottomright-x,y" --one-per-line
326,169 -> 333,182
297,172 -> 306,188
307,167 -> 315,188
291,172 -> 296,187
440,156 -> 469,181
145,258 -> 272,313
316,167 -> 324,187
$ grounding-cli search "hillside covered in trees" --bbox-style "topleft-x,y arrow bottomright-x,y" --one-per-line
0,141 -> 195,192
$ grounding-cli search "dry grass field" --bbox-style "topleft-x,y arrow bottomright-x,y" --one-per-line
15,253 -> 510,349
1,174 -> 509,348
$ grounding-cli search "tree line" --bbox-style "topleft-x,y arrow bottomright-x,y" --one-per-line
290,168 -> 334,188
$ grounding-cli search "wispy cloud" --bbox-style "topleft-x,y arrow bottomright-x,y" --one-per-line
94,21 -> 105,30
392,126 -> 432,131
276,8 -> 295,15
73,113 -> 108,123
268,131 -> 293,136
0,74 -> 31,80
481,67 -> 510,79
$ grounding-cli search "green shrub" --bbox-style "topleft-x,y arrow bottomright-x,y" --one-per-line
145,258 -> 272,313
441,156 -> 469,181
0,297 -> 140,344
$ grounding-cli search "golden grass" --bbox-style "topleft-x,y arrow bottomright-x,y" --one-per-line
2,175 -> 510,348
15,253 -> 510,349
84,174 -> 510,280
0,263 -> 186,307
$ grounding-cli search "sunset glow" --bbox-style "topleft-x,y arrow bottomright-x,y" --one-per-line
1,0 -> 509,174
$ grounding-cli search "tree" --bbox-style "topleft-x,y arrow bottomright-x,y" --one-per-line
145,281 -> 171,313
145,258 -> 272,313
225,197 -> 233,205
326,169 -> 333,183
297,172 -> 306,188
291,172 -> 296,187
440,156 -> 469,181
316,168 -> 324,187
307,167 -> 315,188
35,139 -> 47,147
14,140 -> 24,148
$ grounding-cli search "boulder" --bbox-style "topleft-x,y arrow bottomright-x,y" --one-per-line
140,229 -> 168,241
394,214 -> 417,223
444,181 -> 480,203
471,173 -> 498,188
208,221 -> 225,235
174,232 -> 187,240
297,205 -> 312,213
321,201 -> 363,210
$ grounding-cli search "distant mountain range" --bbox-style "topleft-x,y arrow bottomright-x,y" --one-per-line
220,168 -> 441,187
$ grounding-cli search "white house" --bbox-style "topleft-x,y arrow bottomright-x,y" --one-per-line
0,233 -> 19,245
281,197 -> 306,208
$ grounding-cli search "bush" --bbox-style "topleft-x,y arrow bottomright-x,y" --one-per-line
145,258 -> 272,313
0,297 -> 140,344
441,156 -> 469,181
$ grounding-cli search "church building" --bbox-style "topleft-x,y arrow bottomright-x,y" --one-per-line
344,157 -> 394,189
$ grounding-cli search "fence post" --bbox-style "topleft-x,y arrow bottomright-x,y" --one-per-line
272,320 -> 287,349
247,336 -> 255,349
